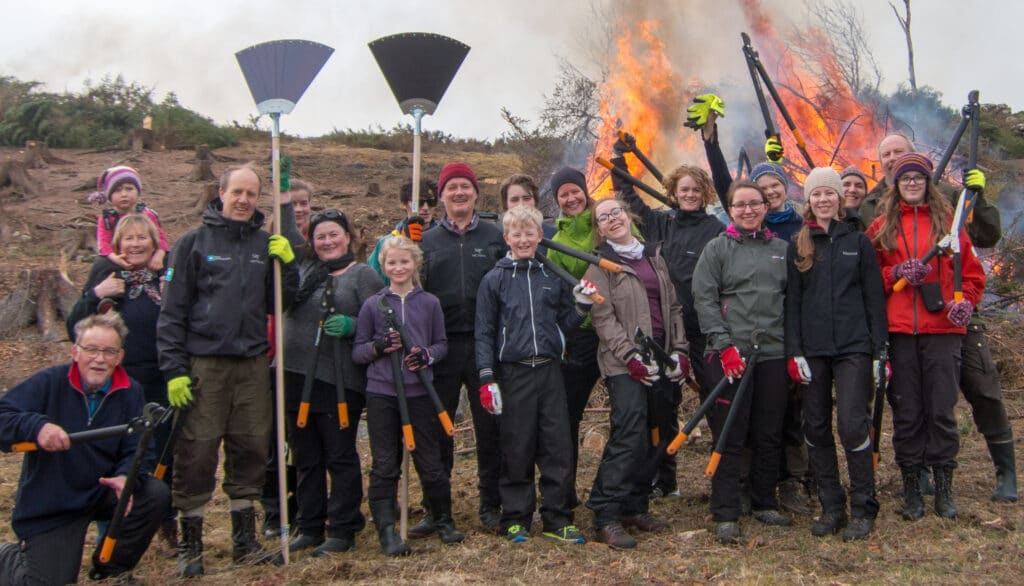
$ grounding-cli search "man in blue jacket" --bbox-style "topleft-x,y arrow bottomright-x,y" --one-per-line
0,312 -> 170,584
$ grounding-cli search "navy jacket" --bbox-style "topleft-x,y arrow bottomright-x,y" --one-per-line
0,364 -> 145,539
475,255 -> 588,382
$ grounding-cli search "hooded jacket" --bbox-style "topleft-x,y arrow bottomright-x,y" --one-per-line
0,364 -> 144,539
784,220 -> 888,358
474,255 -> 588,381
584,243 -> 687,377
866,202 -> 985,335
547,210 -> 595,280
157,200 -> 299,380
692,224 -> 789,359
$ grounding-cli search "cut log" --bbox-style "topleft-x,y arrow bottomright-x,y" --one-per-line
189,144 -> 216,181
129,128 -> 160,153
193,183 -> 219,214
0,160 -> 37,197
0,269 -> 79,341
23,141 -> 71,168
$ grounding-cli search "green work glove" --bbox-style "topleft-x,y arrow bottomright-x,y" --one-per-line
323,314 -> 355,337
685,93 -> 725,129
268,234 -> 295,264
269,156 -> 292,192
765,136 -> 784,162
964,168 -> 985,194
167,376 -> 193,408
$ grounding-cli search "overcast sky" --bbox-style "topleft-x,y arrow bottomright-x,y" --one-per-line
2,0 -> 1020,140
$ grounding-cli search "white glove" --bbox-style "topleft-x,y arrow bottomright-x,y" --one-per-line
788,356 -> 812,384
872,359 -> 892,389
479,382 -> 503,415
572,278 -> 598,305
665,351 -> 689,382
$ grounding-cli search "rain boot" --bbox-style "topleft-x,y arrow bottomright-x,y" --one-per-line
370,499 -> 410,556
900,466 -> 924,521
231,507 -> 284,565
987,433 -> 1018,503
429,496 -> 465,544
932,465 -> 958,519
177,516 -> 204,578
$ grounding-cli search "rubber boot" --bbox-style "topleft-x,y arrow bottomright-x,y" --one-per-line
429,496 -> 465,544
370,499 -> 410,556
177,516 -> 204,578
900,466 -> 924,521
408,507 -> 437,539
987,435 -> 1019,503
932,466 -> 958,519
231,507 -> 284,565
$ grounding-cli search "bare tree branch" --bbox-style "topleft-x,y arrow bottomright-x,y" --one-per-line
889,0 -> 917,90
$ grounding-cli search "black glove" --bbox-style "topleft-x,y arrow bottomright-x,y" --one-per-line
373,330 -> 402,355
404,346 -> 430,371
613,132 -> 637,155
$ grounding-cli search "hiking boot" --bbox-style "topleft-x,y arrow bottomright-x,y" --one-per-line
288,532 -> 324,552
542,524 -> 585,544
370,499 -> 410,556
752,509 -> 792,527
177,516 -> 204,578
231,507 -> 284,565
810,510 -> 848,537
429,497 -> 465,544
408,509 -> 437,539
933,465 -> 958,519
777,477 -> 813,515
87,568 -> 143,584
987,436 -> 1019,503
901,466 -> 925,521
595,522 -> 637,549
155,518 -> 178,559
621,512 -> 671,532
311,535 -> 356,557
715,521 -> 741,545
842,517 -> 874,542
479,505 -> 502,534
505,524 -> 530,543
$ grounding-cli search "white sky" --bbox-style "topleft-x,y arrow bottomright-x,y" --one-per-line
1,0 -> 1020,140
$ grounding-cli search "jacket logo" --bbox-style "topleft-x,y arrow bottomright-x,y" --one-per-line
771,255 -> 785,261
206,255 -> 230,262
472,247 -> 486,258
842,251 -> 858,256
250,253 -> 265,265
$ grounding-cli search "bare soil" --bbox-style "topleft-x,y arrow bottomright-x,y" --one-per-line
0,141 -> 1020,585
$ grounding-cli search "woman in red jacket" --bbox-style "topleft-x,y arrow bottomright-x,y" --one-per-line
866,153 -> 985,521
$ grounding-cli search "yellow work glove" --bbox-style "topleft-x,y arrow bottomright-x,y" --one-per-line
268,234 -> 295,264
765,136 -> 784,163
685,93 -> 725,129
167,376 -> 193,408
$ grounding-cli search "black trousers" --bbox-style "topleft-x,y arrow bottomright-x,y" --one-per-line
587,374 -> 661,527
132,371 -> 176,521
496,361 -> 573,531
705,355 -> 788,522
802,354 -> 879,519
888,333 -> 962,469
561,327 -> 600,504
961,323 -> 1011,439
285,372 -> 366,538
432,333 -> 501,510
0,476 -> 169,584
650,377 -> 682,493
262,369 -> 297,524
367,393 -> 450,502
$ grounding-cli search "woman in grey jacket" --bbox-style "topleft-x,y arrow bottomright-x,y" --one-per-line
692,181 -> 791,544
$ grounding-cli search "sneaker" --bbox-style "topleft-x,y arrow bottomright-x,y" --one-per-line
480,506 -> 502,534
842,517 -> 874,542
542,525 -> 586,544
621,512 -> 671,532
505,524 -> 529,543
715,521 -> 741,545
752,509 -> 793,527
649,486 -> 681,499
810,510 -> 848,537
595,522 -> 637,549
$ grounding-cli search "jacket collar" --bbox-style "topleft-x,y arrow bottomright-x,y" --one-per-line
440,213 -> 480,235
555,210 -> 593,237
67,363 -> 131,395
203,199 -> 266,238
725,223 -> 776,241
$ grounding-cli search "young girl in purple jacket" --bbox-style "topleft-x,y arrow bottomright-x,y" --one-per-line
353,236 -> 462,556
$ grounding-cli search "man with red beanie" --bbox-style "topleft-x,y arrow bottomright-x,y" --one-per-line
415,162 -> 508,534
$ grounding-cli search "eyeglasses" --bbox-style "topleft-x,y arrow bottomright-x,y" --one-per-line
596,207 -> 626,224
76,345 -> 121,359
898,174 -> 927,185
730,201 -> 766,210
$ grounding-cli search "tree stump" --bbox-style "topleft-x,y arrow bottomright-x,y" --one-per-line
365,182 -> 382,197
0,268 -> 79,341
189,144 -> 216,182
193,183 -> 219,214
0,160 -> 37,197
23,141 -> 71,168
130,128 -> 159,153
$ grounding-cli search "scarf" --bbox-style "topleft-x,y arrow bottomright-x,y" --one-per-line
725,223 -> 775,241
766,202 -> 797,225
294,253 -> 355,305
609,238 -> 644,260
122,269 -> 161,304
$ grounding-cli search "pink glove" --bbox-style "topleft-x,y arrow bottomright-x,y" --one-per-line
479,382 -> 502,415
892,259 -> 932,287
626,356 -> 660,386
787,356 -> 811,384
720,346 -> 746,380
946,299 -> 974,328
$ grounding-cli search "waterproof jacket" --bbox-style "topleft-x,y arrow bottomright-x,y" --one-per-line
692,224 -> 789,359
866,202 -> 985,335
784,220 -> 888,358
352,287 -> 447,398
420,214 -> 507,336
611,156 -> 725,339
474,255 -> 588,382
584,243 -> 687,377
156,200 -> 300,380
0,363 -> 144,539
547,210 -> 595,280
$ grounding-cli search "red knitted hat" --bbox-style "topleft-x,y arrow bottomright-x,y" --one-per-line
891,153 -> 933,183
438,162 -> 479,194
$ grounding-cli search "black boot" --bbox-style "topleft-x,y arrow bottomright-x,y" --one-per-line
987,436 -> 1019,503
429,496 -> 465,544
370,499 -> 410,556
408,506 -> 437,539
933,466 -> 958,519
231,507 -> 284,565
900,466 -> 924,521
177,516 -> 204,578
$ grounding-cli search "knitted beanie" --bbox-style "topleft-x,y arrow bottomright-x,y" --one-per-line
840,165 -> 868,188
91,166 -> 142,204
437,162 -> 479,194
750,162 -> 789,191
550,166 -> 589,196
802,167 -> 844,197
891,153 -> 934,183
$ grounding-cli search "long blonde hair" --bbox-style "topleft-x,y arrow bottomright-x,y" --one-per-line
379,236 -> 423,288
793,194 -> 846,273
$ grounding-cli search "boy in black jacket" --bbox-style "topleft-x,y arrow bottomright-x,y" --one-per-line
475,206 -> 596,543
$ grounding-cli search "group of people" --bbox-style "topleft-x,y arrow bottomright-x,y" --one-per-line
0,91 -> 1018,583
